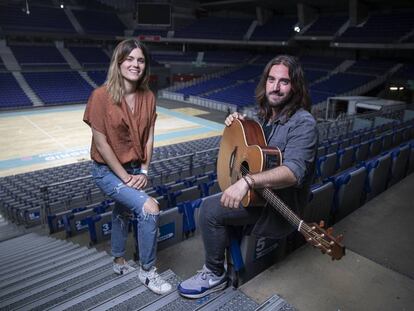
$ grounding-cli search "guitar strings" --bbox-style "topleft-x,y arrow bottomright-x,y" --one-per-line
238,165 -> 332,250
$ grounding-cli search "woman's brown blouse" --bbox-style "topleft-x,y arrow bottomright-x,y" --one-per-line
83,86 -> 157,164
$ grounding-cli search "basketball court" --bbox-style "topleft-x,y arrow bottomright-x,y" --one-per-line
0,103 -> 224,177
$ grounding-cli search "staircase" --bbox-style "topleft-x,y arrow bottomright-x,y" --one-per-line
12,72 -> 44,106
55,42 -> 82,70
79,71 -> 98,88
0,232 -> 295,310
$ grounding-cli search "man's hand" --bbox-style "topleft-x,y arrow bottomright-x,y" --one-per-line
224,112 -> 246,127
220,178 -> 250,209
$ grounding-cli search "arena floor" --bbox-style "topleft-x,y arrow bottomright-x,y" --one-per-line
0,100 -> 225,177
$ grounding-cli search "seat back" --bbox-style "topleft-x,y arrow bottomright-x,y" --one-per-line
369,137 -> 383,157
364,153 -> 392,201
303,181 -> 335,225
393,129 -> 404,146
333,166 -> 367,222
157,207 -> 184,251
354,141 -> 370,163
337,146 -> 355,172
326,141 -> 339,154
317,152 -> 337,181
388,144 -> 410,187
382,132 -> 394,151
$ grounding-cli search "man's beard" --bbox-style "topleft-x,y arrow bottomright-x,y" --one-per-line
266,91 -> 293,108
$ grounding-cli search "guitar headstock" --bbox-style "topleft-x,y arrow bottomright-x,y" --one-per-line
302,221 -> 345,260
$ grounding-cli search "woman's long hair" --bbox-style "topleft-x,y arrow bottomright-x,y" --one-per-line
255,55 -> 311,121
106,39 -> 150,104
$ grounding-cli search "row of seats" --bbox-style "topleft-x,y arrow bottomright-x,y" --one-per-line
316,125 -> 413,180
0,4 -> 124,35
171,56 -> 400,109
306,140 -> 414,226
338,10 -> 414,43
2,3 -> 412,43
54,173 -> 221,246
0,136 -> 221,226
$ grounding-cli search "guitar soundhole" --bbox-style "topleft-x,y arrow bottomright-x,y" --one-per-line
241,161 -> 249,177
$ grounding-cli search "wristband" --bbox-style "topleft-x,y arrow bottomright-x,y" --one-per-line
242,175 -> 253,189
139,169 -> 148,176
247,174 -> 255,188
242,174 -> 255,189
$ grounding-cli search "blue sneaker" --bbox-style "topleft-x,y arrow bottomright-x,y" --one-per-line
178,265 -> 228,299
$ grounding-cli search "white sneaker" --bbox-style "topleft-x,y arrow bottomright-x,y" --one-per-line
113,261 -> 136,275
138,266 -> 172,294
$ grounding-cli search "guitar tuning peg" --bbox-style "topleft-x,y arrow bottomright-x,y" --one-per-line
336,234 -> 344,243
319,220 -> 325,228
326,227 -> 333,235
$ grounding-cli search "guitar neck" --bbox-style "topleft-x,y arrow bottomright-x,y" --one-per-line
259,188 -> 303,230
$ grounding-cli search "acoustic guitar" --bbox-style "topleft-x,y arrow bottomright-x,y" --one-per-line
217,118 -> 345,260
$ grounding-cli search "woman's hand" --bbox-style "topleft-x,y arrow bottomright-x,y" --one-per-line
124,174 -> 148,189
224,112 -> 245,127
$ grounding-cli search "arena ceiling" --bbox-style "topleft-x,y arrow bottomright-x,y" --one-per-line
198,0 -> 414,14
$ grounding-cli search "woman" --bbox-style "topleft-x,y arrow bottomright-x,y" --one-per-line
83,39 -> 171,295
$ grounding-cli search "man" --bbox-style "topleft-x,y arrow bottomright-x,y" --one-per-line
178,55 -> 318,299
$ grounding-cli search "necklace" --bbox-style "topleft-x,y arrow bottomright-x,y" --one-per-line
125,94 -> 136,113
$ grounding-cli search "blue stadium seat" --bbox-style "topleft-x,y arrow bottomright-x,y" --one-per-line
368,137 -> 383,157
337,146 -> 355,172
382,132 -> 394,151
331,166 -> 367,222
316,152 -> 337,181
354,140 -> 370,163
388,144 -> 410,187
177,199 -> 203,237
363,153 -> 392,202
303,181 -> 335,225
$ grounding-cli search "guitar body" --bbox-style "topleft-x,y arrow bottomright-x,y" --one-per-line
217,119 -> 282,207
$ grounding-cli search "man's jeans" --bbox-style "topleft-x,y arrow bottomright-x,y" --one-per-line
199,194 -> 263,276
91,161 -> 159,270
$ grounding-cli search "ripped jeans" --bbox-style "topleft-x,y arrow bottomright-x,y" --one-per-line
91,161 -> 159,270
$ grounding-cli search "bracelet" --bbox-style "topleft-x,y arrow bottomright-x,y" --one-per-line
139,168 -> 148,176
247,174 -> 255,188
242,175 -> 253,189
125,175 -> 133,184
242,174 -> 255,189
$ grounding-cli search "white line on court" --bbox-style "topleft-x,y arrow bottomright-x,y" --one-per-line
22,116 -> 67,149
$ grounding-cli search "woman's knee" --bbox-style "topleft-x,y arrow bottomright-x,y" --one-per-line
143,197 -> 160,215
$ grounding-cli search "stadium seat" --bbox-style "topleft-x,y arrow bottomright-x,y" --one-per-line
388,144 -> 410,187
354,140 -> 370,163
331,166 -> 367,222
337,146 -> 355,172
382,132 -> 394,151
156,207 -> 184,250
303,181 -> 335,225
368,137 -> 383,157
363,153 -> 392,202
316,152 -> 337,181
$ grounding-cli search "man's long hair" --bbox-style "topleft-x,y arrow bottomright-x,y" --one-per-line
106,39 -> 150,105
255,55 -> 311,121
